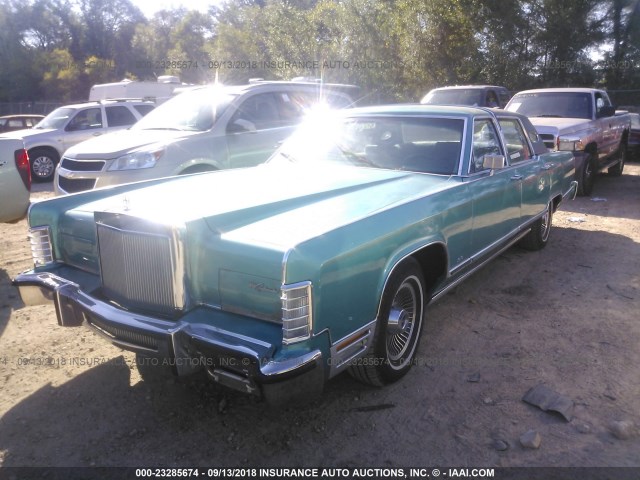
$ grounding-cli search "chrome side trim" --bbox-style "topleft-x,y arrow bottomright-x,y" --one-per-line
448,210 -> 546,278
328,319 -> 376,378
432,228 -> 530,304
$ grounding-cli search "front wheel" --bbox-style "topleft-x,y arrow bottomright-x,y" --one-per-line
521,201 -> 553,251
349,258 -> 426,386
576,154 -> 595,196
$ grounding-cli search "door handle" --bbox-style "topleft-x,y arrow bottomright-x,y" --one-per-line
92,132 -> 102,136
510,175 -> 523,181
541,163 -> 555,170
0,161 -> 6,167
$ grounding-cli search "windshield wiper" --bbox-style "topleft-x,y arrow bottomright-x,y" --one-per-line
535,114 -> 564,118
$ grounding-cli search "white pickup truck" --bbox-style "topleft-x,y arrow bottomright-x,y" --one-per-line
506,88 -> 631,195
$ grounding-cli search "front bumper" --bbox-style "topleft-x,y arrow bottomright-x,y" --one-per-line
13,270 -> 325,400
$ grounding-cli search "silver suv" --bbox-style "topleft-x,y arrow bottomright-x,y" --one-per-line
0,99 -> 154,182
55,80 -> 357,195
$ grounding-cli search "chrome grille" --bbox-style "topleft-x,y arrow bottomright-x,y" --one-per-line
58,176 -> 96,193
96,215 -> 184,317
60,157 -> 106,171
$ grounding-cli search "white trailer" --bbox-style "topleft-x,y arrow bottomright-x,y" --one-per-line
89,76 -> 181,104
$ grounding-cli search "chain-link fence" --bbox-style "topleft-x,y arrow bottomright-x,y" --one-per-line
0,102 -> 67,116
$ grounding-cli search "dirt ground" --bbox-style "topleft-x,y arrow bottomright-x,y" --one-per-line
0,165 -> 639,471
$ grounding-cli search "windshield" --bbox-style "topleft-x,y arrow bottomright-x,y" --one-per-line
506,92 -> 592,119
133,88 -> 236,132
35,108 -> 76,129
630,113 -> 640,129
270,114 -> 463,175
422,89 -> 484,106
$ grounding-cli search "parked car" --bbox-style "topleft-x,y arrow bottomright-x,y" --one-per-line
13,105 -> 577,404
421,85 -> 511,108
0,114 -> 44,133
54,80 -> 358,195
0,99 -> 155,183
0,138 -> 31,222
506,88 -> 631,195
627,112 -> 640,160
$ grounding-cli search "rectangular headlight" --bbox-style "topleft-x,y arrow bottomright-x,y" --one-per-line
28,226 -> 54,267
281,281 -> 313,345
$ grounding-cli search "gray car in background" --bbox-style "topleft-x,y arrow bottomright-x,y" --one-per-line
421,85 -> 511,108
0,100 -> 155,182
55,80 -> 358,195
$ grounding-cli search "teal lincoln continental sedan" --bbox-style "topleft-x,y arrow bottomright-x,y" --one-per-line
13,105 -> 577,404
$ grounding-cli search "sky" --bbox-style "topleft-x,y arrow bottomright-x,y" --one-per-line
131,0 -> 221,18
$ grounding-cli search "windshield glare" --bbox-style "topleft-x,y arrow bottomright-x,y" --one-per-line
36,108 -> 75,129
133,88 -> 236,131
506,92 -> 592,119
272,115 -> 463,175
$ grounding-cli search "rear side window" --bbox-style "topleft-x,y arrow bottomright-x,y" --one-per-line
498,118 -> 532,163
134,104 -> 155,117
471,119 -> 503,173
106,106 -> 137,127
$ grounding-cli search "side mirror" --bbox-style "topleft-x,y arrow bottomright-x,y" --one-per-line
597,105 -> 616,118
483,155 -> 506,170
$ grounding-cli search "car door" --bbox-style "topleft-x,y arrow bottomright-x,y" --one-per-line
225,92 -> 295,168
594,92 -> 617,160
498,117 -> 549,224
467,118 -> 522,253
62,107 -> 106,151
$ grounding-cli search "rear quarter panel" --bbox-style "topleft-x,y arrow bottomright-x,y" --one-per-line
0,139 -> 30,222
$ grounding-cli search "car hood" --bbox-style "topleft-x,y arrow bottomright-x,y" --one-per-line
77,164 -> 456,251
529,117 -> 591,135
64,129 -> 200,159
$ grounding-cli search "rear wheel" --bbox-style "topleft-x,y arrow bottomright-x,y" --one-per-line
29,148 -> 59,182
608,144 -> 627,177
521,201 -> 553,251
349,258 -> 426,386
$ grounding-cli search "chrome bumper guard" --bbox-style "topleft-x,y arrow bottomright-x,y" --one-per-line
13,271 -> 324,398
